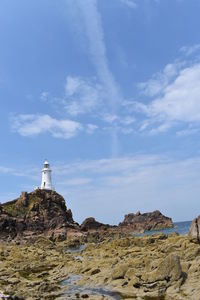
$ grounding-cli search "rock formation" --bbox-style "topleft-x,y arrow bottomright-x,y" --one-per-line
80,217 -> 112,231
188,215 -> 200,242
119,210 -> 173,232
0,189 -> 174,241
0,189 -> 77,241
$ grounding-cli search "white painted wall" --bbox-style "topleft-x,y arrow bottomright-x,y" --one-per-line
41,160 -> 54,190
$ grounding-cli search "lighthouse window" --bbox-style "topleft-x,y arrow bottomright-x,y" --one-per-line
44,172 -> 46,174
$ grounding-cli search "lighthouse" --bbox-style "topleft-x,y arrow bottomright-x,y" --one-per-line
41,160 -> 54,190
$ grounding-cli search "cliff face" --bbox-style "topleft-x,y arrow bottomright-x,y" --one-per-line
0,189 -> 76,240
119,210 -> 174,232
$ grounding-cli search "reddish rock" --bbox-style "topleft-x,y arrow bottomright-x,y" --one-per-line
0,189 -> 77,240
119,210 -> 173,232
81,217 -> 111,232
0,191 -> 174,241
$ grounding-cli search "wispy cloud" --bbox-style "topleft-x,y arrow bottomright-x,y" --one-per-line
59,177 -> 92,186
0,164 -> 39,180
77,0 -> 121,107
138,62 -> 184,98
26,1 -> 136,144
176,127 -> 200,137
120,0 -> 137,9
0,166 -> 15,174
147,63 -> 200,122
134,58 -> 200,134
180,44 -> 200,56
65,76 -> 103,116
11,114 -> 83,139
40,91 -> 49,102
68,0 -> 122,155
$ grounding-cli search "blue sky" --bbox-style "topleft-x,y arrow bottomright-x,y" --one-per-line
1,0 -> 200,224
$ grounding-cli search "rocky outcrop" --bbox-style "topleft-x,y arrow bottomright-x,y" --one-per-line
80,217 -> 111,231
119,210 -> 173,232
0,189 -> 174,241
0,189 -> 78,240
81,211 -> 173,233
188,215 -> 200,242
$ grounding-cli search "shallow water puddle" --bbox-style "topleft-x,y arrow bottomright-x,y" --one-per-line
65,244 -> 86,254
60,275 -> 121,299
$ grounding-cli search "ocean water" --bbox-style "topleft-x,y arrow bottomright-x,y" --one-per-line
139,221 -> 192,236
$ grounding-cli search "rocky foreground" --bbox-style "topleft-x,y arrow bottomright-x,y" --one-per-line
0,232 -> 200,300
1,190 -> 193,300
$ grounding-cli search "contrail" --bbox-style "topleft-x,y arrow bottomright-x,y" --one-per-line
67,0 -> 121,156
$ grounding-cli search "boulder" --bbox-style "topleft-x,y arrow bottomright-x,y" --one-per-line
138,254 -> 184,298
188,215 -> 200,242
142,254 -> 183,284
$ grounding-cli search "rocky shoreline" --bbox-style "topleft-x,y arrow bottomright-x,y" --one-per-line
0,232 -> 200,299
1,190 -> 199,299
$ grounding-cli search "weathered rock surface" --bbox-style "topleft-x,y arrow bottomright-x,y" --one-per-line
0,189 -> 78,240
81,217 -> 112,232
0,234 -> 200,299
119,210 -> 173,232
188,215 -> 200,242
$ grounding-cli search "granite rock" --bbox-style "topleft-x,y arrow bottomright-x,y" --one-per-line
119,210 -> 173,232
0,189 -> 76,240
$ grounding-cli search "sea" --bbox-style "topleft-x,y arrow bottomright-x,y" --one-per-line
138,221 -> 192,236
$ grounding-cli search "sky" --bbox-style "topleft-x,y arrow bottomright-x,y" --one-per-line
0,0 -> 200,224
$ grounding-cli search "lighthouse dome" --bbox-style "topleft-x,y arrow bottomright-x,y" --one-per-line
43,160 -> 50,169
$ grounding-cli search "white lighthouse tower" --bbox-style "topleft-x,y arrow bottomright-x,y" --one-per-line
41,160 -> 54,190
